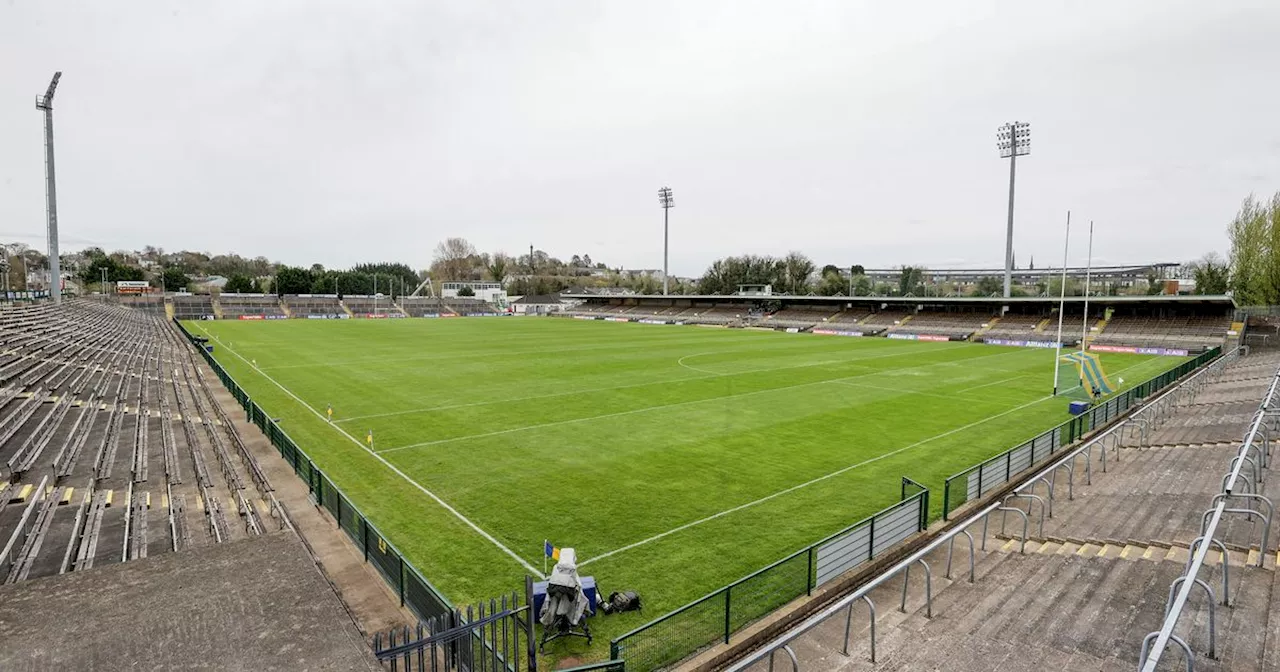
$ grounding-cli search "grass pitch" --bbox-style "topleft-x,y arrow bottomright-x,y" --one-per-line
189,317 -> 1183,648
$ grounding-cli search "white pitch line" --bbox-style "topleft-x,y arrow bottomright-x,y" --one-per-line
961,374 -> 1030,393
191,323 -> 546,577
376,346 -> 1033,455
577,393 -> 1054,567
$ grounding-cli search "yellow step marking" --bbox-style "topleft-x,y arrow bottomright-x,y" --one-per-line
1076,544 -> 1093,556
0,480 -> 7,491
1142,547 -> 1156,560
104,490 -> 114,507
1120,546 -> 1132,559
145,492 -> 152,509
1248,549 -> 1259,566
258,499 -> 270,515
14,484 -> 33,502
1001,539 -> 1017,552
59,488 -> 74,505
1097,545 -> 1110,558
161,493 -> 168,509
1165,548 -> 1178,562
1037,542 -> 1054,554
196,495 -> 205,511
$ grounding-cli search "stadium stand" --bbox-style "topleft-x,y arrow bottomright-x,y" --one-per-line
216,294 -> 286,319
399,297 -> 452,316
725,348 -> 1280,672
342,295 -> 403,317
980,312 -> 1050,341
886,310 -> 992,339
1093,314 -> 1231,352
0,300 -> 382,668
117,294 -> 166,314
170,294 -> 215,320
0,300 -> 286,584
283,294 -> 344,318
763,307 -> 841,329
828,309 -> 873,325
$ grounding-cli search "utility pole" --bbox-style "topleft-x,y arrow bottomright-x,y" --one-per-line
996,121 -> 1030,299
36,72 -> 63,305
658,187 -> 674,295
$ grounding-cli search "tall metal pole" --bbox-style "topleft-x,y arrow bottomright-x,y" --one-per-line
658,187 -> 674,296
997,122 -> 1030,300
1003,149 -> 1016,298
36,72 -> 63,305
1081,221 -> 1094,351
1052,211 -> 1071,396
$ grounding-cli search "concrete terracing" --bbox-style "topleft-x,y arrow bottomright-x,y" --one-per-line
0,530 -> 380,671
719,351 -> 1280,672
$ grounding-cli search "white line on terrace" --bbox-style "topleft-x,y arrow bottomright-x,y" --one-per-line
191,323 -> 546,577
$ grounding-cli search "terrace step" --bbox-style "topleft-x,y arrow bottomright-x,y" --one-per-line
989,534 -> 1276,569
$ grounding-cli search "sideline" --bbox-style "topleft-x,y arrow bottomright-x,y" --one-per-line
191,323 -> 547,577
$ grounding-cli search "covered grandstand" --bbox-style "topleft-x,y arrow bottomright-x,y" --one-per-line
562,293 -> 1239,354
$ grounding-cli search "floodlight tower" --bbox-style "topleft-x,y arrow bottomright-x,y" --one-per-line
35,72 -> 63,305
658,186 -> 674,295
996,121 -> 1030,299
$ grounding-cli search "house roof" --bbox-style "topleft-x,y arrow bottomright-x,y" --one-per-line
513,294 -> 566,304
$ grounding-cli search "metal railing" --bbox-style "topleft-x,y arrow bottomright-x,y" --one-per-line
1139,357 -> 1280,672
171,318 -> 455,624
724,347 -> 1243,672
942,347 -> 1223,519
609,487 -> 928,672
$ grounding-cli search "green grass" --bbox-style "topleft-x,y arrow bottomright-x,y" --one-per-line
189,317 -> 1185,658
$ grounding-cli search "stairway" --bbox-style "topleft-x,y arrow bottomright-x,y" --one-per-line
339,301 -> 354,318
1034,317 -> 1052,333
211,298 -> 224,320
970,316 -> 1001,342
278,299 -> 292,318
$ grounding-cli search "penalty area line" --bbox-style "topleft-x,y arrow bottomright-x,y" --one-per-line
190,323 -> 546,578
576,392 -> 1054,568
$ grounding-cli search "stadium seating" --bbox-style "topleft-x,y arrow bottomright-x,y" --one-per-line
827,309 -> 873,324
762,307 -> 841,329
980,313 -> 1048,341
171,294 -> 215,320
886,311 -> 992,339
1093,314 -> 1230,352
341,296 -> 403,317
0,300 -> 285,587
398,297 -> 454,316
117,294 -> 166,314
217,294 -> 286,319
284,295 -> 344,318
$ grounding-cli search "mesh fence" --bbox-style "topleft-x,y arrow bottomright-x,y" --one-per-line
611,491 -> 926,671
171,318 -> 455,624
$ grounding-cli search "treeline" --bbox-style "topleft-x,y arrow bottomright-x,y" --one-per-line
272,263 -> 420,297
1226,192 -> 1280,304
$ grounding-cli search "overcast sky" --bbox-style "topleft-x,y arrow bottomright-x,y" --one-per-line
2,1 -> 1277,276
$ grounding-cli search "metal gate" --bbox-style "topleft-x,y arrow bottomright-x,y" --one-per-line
375,577 -> 537,672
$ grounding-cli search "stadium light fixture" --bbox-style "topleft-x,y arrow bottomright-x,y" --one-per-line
36,72 -> 63,305
658,187 -> 674,295
996,121 -> 1030,301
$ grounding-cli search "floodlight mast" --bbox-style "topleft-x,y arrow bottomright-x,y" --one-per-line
658,187 -> 674,295
996,121 -> 1030,300
36,72 -> 63,305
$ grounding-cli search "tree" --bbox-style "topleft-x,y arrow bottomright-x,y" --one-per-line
224,274 -> 256,293
974,276 -> 1002,296
160,267 -> 190,292
1189,253 -> 1230,295
1228,194 -> 1278,305
821,264 -> 841,278
851,264 -> 865,276
274,266 -> 314,295
431,237 -> 478,281
487,253 -> 510,284
898,266 -> 925,296
1144,270 -> 1163,295
853,275 -> 872,296
781,252 -> 816,294
457,286 -> 475,297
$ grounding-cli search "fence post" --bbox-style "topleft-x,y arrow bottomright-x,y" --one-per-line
525,575 -> 538,672
806,547 -> 815,596
723,587 -> 732,644
1005,451 -> 1012,482
943,479 -> 952,520
245,397 -> 251,422
868,516 -> 876,561
921,489 -> 930,530
363,518 -> 370,562
398,555 -> 405,606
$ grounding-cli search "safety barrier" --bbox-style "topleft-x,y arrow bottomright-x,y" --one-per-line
941,347 -> 1222,519
609,484 -> 928,672
1140,357 -> 1279,671
171,318 -> 454,623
